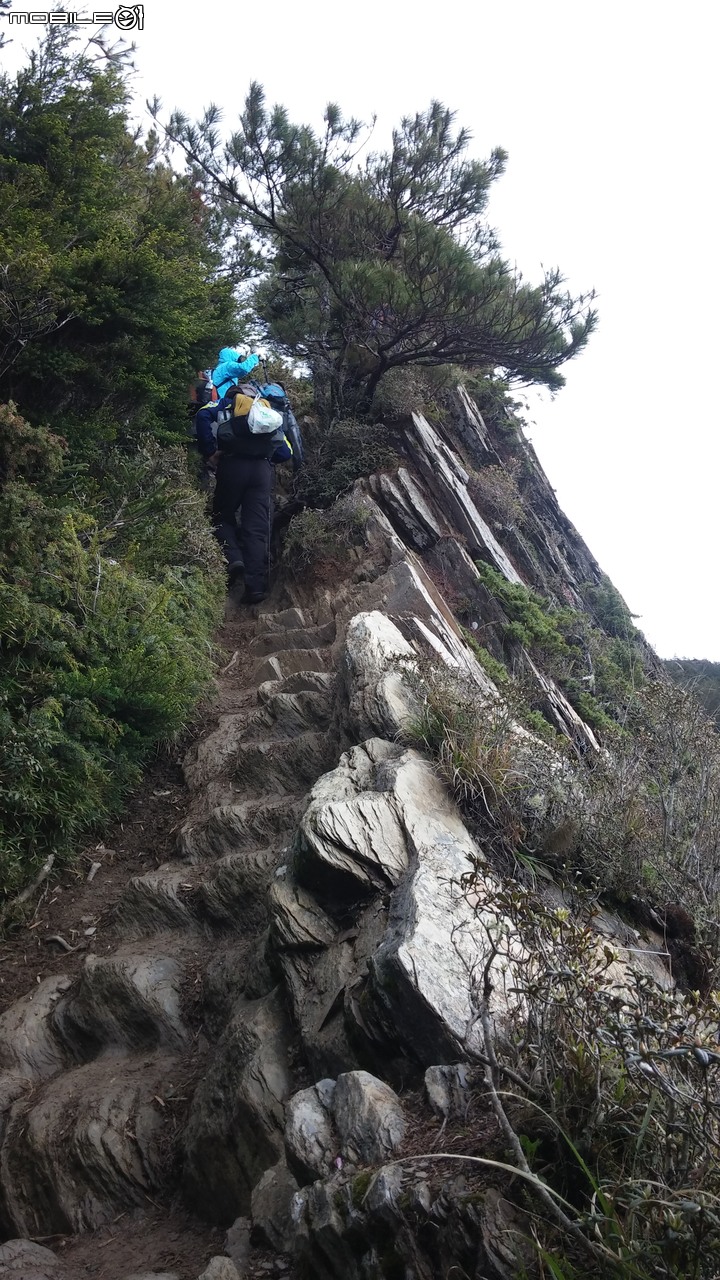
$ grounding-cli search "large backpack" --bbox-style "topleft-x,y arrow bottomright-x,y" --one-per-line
189,373 -> 215,409
216,388 -> 284,458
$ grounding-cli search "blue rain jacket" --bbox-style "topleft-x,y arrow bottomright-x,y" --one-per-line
211,347 -> 261,398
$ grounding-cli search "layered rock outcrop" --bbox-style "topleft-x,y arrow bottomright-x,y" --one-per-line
0,388 -> 671,1278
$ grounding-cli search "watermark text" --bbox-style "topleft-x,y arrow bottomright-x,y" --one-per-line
3,6 -> 144,29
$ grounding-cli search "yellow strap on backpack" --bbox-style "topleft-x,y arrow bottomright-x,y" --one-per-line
230,393 -> 254,418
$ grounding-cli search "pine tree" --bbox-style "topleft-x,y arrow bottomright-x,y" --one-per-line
0,27 -> 237,448
165,85 -> 597,415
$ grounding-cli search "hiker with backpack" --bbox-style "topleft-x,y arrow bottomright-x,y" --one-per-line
195,378 -> 303,604
188,369 -> 216,417
212,347 -> 262,399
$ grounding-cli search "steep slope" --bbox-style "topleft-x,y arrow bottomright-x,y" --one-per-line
0,388 -> 715,1280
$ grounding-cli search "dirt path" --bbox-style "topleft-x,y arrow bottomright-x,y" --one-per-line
0,596 -> 252,1010
0,590 -> 298,1279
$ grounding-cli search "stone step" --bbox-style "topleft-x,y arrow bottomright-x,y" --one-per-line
116,852 -> 284,939
0,1050 -> 183,1236
183,707 -> 266,791
0,976 -> 71,1084
178,794 -> 305,862
52,944 -> 192,1060
255,606 -> 312,631
257,668 -> 334,704
259,602 -> 334,631
185,684 -> 334,792
115,864 -> 203,938
254,688 -> 332,739
252,648 -> 331,685
198,848 -> 283,928
248,621 -> 336,658
231,730 -> 335,800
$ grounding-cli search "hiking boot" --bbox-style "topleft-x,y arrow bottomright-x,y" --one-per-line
242,589 -> 266,606
227,559 -> 244,584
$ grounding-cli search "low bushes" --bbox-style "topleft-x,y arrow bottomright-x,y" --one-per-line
474,560 -> 645,732
294,417 -> 399,510
466,881 -> 720,1279
410,663 -> 720,1273
282,499 -> 368,582
408,660 -> 720,941
0,404 -> 224,901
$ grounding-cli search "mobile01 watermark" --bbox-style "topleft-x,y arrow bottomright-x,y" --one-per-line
2,5 -> 144,29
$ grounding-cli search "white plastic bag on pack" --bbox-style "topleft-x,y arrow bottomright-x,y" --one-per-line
247,396 -> 284,434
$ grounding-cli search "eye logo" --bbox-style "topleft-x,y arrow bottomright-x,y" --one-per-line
2,5 -> 145,28
114,4 -> 143,28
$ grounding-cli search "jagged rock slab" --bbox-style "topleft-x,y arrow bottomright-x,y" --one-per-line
179,795 -> 303,862
342,611 -> 419,740
296,787 -> 408,899
250,1159 -> 299,1251
293,739 -> 409,903
368,467 -> 448,551
289,1161 -> 497,1280
269,880 -> 337,951
453,384 -> 502,466
52,947 -> 188,1058
285,1071 -> 404,1185
285,738 -> 522,1068
0,976 -> 70,1081
284,1079 -> 337,1182
116,865 -> 200,938
409,411 -> 524,584
424,1063 -> 479,1119
0,1055 -> 175,1235
183,989 -> 293,1224
0,1239 -> 64,1278
367,749 -> 512,1064
332,1070 -> 406,1165
272,889 -> 388,1078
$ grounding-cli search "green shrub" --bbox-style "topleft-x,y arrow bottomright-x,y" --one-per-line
282,500 -> 367,579
584,574 -> 639,639
295,417 -> 399,510
461,629 -> 509,687
0,408 -> 224,901
369,364 -> 455,422
466,880 -> 720,1279
474,560 -> 646,731
467,463 -> 524,528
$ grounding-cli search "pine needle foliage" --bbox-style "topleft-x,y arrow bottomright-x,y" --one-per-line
163,86 -> 597,415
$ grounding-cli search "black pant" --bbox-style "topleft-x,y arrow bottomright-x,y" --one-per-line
212,456 -> 273,595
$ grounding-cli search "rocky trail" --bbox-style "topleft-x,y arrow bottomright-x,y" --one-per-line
0,587 -> 340,1279
0,393 -> 673,1280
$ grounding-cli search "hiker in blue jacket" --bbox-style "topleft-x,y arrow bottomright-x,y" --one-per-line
211,347 -> 261,399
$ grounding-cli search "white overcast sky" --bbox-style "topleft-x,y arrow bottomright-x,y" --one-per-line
3,0 -> 719,658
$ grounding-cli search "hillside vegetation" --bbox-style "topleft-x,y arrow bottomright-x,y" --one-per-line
0,31 -> 234,900
665,658 -> 720,729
